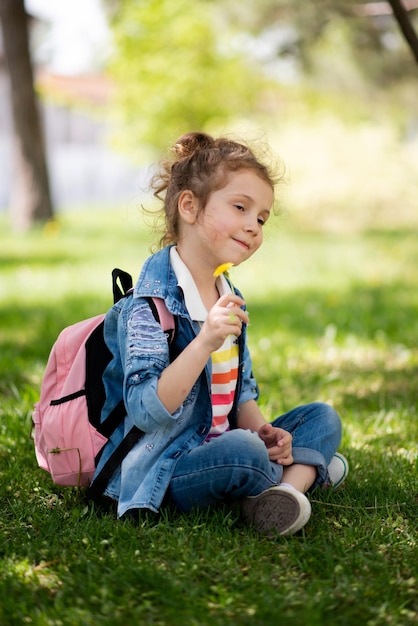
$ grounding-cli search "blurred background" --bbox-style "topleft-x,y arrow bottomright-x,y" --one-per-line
0,0 -> 417,232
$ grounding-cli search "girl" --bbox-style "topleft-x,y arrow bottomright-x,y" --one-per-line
92,132 -> 347,536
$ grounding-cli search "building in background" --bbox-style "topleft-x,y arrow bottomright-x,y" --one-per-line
0,4 -> 147,213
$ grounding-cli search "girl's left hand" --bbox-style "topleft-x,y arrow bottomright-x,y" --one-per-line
258,423 -> 293,465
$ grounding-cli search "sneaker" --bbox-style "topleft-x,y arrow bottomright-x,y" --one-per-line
327,452 -> 349,490
241,485 -> 311,536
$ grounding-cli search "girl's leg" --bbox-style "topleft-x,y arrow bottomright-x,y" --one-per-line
272,401 -> 342,489
166,402 -> 341,513
281,464 -> 317,492
166,428 -> 283,513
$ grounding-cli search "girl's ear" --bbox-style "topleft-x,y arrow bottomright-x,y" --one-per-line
178,190 -> 198,224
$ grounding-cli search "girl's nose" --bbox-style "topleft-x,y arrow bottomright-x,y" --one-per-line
244,217 -> 260,234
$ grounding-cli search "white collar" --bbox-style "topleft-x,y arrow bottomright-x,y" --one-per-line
170,247 -> 231,321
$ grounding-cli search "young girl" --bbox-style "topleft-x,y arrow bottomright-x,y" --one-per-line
92,132 -> 347,536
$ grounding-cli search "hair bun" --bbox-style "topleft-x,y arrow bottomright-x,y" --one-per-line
172,132 -> 214,159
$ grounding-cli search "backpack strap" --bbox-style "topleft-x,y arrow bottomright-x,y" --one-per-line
112,268 -> 133,303
87,292 -> 176,503
146,296 -> 176,344
111,270 -> 176,340
87,425 -> 143,501
92,298 -> 175,439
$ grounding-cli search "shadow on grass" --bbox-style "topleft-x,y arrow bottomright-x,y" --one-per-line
338,363 -> 418,414
247,281 -> 418,346
0,280 -> 417,409
248,281 -> 417,416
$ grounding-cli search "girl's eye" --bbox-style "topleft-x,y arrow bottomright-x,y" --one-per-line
234,204 -> 245,212
257,218 -> 265,226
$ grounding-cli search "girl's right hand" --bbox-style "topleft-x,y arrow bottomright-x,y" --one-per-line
198,293 -> 249,353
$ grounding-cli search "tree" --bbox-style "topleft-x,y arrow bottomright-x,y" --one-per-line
387,0 -> 418,64
103,0 -> 418,163
0,0 -> 53,231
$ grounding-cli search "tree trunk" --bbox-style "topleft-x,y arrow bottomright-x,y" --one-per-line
0,0 -> 54,231
387,0 -> 418,65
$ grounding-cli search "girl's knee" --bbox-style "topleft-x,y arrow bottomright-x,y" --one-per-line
311,402 -> 342,449
225,430 -> 279,495
220,429 -> 274,474
307,401 -> 340,425
320,403 -> 342,438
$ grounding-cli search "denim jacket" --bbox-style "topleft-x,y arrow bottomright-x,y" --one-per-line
92,245 -> 259,517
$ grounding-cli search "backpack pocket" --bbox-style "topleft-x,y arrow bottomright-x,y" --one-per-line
32,394 -> 108,487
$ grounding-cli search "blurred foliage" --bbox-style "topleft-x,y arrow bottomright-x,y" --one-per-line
220,0 -> 418,84
104,0 -> 418,160
106,0 -> 268,158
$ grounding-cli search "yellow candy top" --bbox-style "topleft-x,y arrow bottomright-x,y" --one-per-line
213,262 -> 234,278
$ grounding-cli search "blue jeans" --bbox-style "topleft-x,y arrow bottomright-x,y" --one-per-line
166,402 -> 342,513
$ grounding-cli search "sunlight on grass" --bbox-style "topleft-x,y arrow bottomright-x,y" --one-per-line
4,558 -> 62,592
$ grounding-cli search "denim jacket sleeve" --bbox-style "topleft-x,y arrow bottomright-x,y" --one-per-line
118,296 -> 183,433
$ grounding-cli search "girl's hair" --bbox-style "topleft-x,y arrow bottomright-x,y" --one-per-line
149,131 -> 282,249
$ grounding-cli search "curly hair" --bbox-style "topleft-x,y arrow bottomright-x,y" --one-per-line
149,131 -> 282,249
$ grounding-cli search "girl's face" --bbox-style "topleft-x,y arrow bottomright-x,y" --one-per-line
194,169 -> 273,269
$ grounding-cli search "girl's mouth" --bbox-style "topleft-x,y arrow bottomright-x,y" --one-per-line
233,238 -> 249,250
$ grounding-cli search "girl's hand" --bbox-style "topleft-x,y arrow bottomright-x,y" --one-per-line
258,423 -> 294,465
198,293 -> 249,353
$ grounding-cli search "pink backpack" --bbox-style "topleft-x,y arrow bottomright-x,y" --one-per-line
32,269 -> 174,498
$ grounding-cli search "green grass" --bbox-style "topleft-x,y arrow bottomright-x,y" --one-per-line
0,206 -> 417,626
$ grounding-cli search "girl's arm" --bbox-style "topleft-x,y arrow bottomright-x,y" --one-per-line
236,398 -> 267,431
157,293 -> 248,414
156,333 -> 212,414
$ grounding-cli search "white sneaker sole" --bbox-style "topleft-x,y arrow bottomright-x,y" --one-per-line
241,486 -> 312,536
328,452 -> 349,490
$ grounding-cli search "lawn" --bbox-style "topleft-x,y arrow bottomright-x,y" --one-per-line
0,200 -> 417,625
